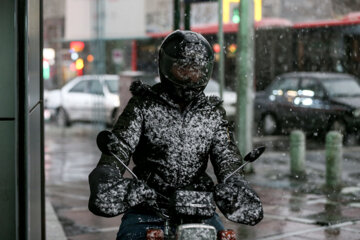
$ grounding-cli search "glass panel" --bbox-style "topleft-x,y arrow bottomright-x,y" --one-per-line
88,80 -> 104,95
300,78 -> 322,98
270,77 -> 299,97
105,79 -> 119,93
322,78 -> 360,97
69,81 -> 88,93
43,1 -> 360,239
276,78 -> 299,91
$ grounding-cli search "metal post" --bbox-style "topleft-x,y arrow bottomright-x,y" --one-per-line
131,40 -> 137,71
184,2 -> 191,30
96,0 -> 105,74
290,130 -> 306,178
218,0 -> 224,99
173,0 -> 180,30
236,0 -> 255,171
92,0 -> 107,129
325,131 -> 343,190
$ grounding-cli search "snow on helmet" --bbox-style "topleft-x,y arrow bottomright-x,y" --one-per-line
159,30 -> 214,89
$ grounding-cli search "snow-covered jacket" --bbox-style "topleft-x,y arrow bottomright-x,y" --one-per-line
88,81 -> 263,224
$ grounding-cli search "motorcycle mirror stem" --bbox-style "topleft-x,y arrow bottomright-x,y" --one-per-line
97,130 -> 139,180
223,146 -> 266,183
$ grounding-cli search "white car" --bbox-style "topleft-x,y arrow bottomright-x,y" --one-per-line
45,75 -> 120,126
204,79 -> 237,117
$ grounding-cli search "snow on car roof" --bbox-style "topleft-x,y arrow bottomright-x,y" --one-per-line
280,71 -> 355,79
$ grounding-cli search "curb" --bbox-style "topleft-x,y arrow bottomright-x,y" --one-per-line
46,199 -> 67,240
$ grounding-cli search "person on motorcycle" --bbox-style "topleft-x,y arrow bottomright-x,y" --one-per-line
88,30 -> 263,240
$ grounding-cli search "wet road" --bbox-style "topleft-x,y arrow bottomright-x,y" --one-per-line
45,123 -> 360,239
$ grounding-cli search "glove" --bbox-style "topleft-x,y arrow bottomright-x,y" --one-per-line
214,176 -> 263,225
126,180 -> 157,207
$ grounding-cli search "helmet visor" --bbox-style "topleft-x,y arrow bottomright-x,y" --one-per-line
159,43 -> 213,88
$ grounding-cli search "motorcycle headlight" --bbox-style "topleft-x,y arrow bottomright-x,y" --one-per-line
353,109 -> 360,117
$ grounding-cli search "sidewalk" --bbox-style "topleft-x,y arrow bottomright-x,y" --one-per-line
217,145 -> 360,239
45,125 -> 360,239
226,186 -> 360,240
231,138 -> 360,240
46,198 -> 67,240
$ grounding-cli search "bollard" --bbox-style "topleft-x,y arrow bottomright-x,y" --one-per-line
290,130 -> 306,179
325,131 -> 343,189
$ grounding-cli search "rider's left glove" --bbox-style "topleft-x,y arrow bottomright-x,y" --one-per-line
214,175 -> 263,225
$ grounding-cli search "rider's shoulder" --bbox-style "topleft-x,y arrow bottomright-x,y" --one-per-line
130,80 -> 152,96
206,95 -> 223,107
204,95 -> 226,116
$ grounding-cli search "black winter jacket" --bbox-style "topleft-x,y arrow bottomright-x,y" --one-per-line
88,81 -> 263,224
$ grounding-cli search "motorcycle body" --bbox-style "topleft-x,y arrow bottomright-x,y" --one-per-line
146,220 -> 231,240
147,223 -> 235,240
145,189 -> 236,240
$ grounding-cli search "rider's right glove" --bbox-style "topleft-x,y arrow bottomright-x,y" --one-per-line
214,175 -> 263,225
126,180 -> 157,207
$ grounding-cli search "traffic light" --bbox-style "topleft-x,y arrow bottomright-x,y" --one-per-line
70,41 -> 85,52
232,8 -> 240,23
75,58 -> 84,76
228,44 -> 237,53
213,43 -> 221,53
75,58 -> 84,70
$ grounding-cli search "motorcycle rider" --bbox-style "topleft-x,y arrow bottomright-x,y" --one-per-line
88,30 -> 263,240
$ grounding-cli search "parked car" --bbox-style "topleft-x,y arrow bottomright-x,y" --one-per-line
255,72 -> 360,137
45,75 -> 120,126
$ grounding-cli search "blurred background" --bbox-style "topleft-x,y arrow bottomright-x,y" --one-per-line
43,0 -> 360,239
43,0 -> 360,90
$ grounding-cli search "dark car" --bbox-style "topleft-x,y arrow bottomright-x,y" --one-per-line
255,72 -> 360,137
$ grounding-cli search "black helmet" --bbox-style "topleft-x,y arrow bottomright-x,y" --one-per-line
159,30 -> 214,89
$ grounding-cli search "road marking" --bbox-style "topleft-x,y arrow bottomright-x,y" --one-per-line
47,183 -> 89,191
48,192 -> 89,200
66,206 -> 89,211
91,227 -> 119,233
265,214 -> 317,224
306,198 -> 331,205
257,221 -> 357,240
342,227 -> 360,233
348,202 -> 360,208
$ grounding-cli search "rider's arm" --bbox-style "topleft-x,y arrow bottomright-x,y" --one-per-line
88,97 -> 144,217
209,106 -> 243,182
209,106 -> 263,225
